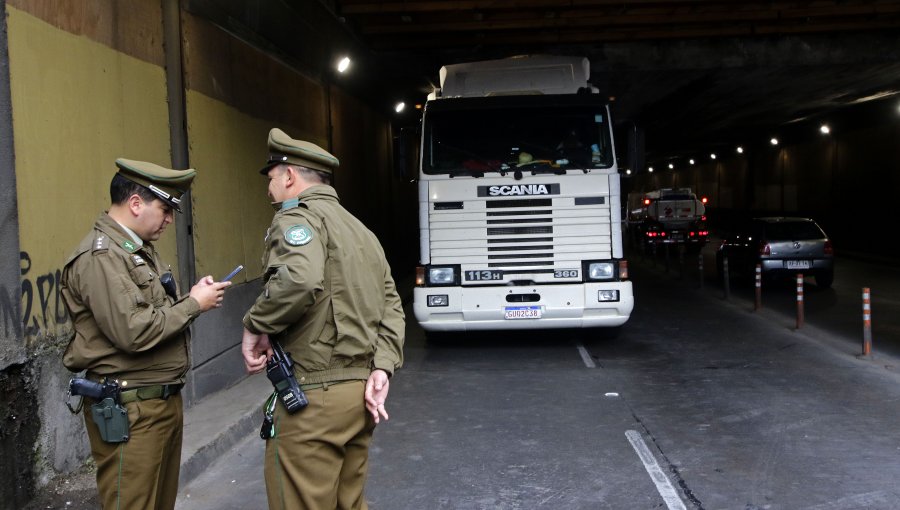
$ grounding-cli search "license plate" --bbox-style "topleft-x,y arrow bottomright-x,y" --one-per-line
504,306 -> 542,320
785,260 -> 810,269
465,270 -> 503,282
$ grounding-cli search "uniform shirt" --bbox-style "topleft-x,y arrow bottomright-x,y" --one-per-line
243,185 -> 404,385
61,213 -> 201,386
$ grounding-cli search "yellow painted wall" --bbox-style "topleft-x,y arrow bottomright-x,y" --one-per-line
182,13 -> 329,282
185,92 -> 281,281
7,6 -> 173,345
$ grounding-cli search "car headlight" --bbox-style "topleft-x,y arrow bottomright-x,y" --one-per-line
426,266 -> 458,286
587,262 -> 614,280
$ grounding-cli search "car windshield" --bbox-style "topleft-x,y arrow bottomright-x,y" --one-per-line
422,100 -> 613,176
764,222 -> 825,241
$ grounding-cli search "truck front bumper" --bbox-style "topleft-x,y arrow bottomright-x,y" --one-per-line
413,282 -> 634,332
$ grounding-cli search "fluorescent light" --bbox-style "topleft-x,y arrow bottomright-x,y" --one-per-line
394,102 -> 406,113
337,57 -> 351,73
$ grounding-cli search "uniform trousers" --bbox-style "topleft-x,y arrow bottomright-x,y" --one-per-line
265,380 -> 376,510
83,394 -> 183,510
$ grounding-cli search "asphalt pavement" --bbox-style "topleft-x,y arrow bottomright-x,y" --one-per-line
174,249 -> 900,510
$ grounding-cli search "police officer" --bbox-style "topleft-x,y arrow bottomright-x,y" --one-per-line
61,158 -> 231,510
241,128 -> 405,510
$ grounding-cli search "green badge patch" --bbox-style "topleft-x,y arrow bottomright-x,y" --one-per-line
284,225 -> 313,246
122,240 -> 137,252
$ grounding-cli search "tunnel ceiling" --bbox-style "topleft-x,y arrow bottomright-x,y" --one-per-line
189,0 -> 900,164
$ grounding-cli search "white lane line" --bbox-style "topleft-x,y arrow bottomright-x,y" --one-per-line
625,430 -> 687,510
575,342 -> 595,368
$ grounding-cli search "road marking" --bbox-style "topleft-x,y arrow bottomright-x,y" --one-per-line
575,342 -> 595,368
625,430 -> 687,510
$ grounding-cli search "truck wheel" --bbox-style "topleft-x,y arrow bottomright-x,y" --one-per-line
815,272 -> 834,289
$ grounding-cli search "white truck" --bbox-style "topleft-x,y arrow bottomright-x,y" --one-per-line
628,188 -> 708,250
412,55 -> 634,333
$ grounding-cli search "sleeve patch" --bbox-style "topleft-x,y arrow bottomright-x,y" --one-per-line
284,225 -> 314,246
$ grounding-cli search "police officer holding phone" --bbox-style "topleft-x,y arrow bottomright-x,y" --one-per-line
61,159 -> 231,510
241,128 -> 405,509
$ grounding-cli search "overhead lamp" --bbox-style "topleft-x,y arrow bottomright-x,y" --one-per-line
668,163 -> 674,169
394,102 -> 406,113
710,153 -> 717,160
625,169 -> 632,175
820,124 -> 831,135
736,146 -> 744,154
336,56 -> 351,73
689,159 -> 695,165
770,138 -> 779,146
648,166 -> 654,173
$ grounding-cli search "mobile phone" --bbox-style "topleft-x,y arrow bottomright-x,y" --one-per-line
222,265 -> 244,282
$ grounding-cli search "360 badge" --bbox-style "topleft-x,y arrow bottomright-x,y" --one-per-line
284,225 -> 313,246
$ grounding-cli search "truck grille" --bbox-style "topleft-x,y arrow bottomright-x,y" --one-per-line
428,193 -> 612,279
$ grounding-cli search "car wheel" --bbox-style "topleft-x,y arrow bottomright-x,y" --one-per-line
815,271 -> 834,289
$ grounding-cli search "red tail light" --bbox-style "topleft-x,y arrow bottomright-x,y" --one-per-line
759,243 -> 771,256
824,240 -> 833,255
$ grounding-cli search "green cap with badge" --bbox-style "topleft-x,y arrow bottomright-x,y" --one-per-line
115,158 -> 196,212
259,128 -> 340,175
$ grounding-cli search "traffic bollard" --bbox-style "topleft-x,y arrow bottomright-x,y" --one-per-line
796,273 -> 804,329
722,257 -> 730,300
754,264 -> 762,311
862,287 -> 872,357
698,253 -> 704,289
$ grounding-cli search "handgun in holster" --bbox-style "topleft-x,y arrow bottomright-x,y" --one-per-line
266,340 -> 309,414
68,378 -> 130,443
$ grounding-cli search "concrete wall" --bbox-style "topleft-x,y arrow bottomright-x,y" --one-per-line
0,0 -> 417,505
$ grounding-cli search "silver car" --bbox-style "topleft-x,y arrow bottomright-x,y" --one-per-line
716,217 -> 834,288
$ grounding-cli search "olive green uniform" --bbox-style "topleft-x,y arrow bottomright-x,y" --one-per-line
244,185 -> 405,510
61,212 -> 201,510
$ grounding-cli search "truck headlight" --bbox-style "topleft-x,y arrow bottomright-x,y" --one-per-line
586,261 -> 615,280
426,265 -> 459,286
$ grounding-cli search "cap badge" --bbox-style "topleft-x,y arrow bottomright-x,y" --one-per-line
284,225 -> 313,246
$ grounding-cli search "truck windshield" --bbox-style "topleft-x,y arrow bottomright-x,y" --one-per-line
422,100 -> 614,176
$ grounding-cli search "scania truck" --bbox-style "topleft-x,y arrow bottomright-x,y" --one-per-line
413,55 -> 634,332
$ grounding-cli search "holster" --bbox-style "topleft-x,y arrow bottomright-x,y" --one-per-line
90,397 -> 130,443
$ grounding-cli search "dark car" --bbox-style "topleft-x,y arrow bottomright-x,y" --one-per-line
716,217 -> 834,288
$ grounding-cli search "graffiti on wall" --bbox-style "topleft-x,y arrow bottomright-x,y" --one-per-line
0,251 -> 71,344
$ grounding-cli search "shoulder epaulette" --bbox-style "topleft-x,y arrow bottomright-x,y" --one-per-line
91,234 -> 111,253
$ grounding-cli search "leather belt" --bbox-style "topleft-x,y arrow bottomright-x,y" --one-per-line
119,384 -> 182,404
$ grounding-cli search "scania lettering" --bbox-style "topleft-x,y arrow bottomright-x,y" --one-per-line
413,56 -> 634,333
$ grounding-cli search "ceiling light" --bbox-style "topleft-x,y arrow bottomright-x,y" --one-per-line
689,159 -> 695,165
736,146 -> 744,154
710,153 -> 717,160
770,138 -> 779,146
648,166 -> 654,173
820,124 -> 830,135
668,163 -> 674,169
336,56 -> 351,73
625,169 -> 632,175
394,102 -> 406,113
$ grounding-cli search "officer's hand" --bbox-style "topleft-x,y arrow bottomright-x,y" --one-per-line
189,276 -> 231,311
242,328 -> 272,374
365,369 -> 391,424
